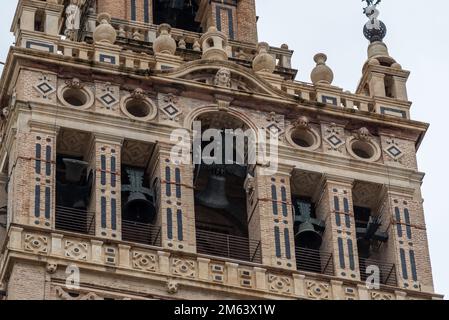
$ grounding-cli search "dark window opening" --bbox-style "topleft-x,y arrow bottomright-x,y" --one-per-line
55,154 -> 94,234
35,9 -> 45,32
385,75 -> 394,98
153,0 -> 202,32
121,165 -> 160,246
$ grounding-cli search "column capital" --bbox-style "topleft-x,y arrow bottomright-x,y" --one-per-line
29,120 -> 60,136
322,174 -> 354,187
91,132 -> 124,146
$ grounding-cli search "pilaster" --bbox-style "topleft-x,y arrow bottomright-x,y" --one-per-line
248,165 -> 296,270
151,142 -> 196,253
315,175 -> 360,281
88,133 -> 123,240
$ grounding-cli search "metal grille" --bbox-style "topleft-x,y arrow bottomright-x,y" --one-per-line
55,206 -> 95,235
196,229 -> 262,264
122,220 -> 162,247
359,258 -> 397,286
295,247 -> 334,276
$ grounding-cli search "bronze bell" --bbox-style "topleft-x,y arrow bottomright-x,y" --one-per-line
122,168 -> 156,224
63,158 -> 88,183
295,221 -> 323,250
123,192 -> 156,224
196,166 -> 230,210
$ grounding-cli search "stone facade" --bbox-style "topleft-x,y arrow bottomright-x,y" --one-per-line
0,0 -> 442,300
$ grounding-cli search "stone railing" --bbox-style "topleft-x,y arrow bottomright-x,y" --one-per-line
83,14 -> 293,70
3,225 -> 439,300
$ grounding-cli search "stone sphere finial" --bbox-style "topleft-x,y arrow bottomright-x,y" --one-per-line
93,12 -> 117,44
310,53 -> 334,85
153,23 -> 177,55
363,1 -> 387,43
199,26 -> 228,61
252,42 -> 276,74
93,13 -> 117,44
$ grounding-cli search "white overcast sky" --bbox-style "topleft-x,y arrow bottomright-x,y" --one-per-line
0,1 -> 448,298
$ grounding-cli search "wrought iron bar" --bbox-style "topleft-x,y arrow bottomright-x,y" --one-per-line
295,246 -> 335,276
196,229 -> 262,263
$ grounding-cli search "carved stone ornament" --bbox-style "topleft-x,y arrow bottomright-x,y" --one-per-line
214,68 -> 232,88
46,262 -> 58,274
131,88 -> 146,100
65,77 -> 84,90
354,127 -> 371,141
294,116 -> 310,129
167,280 -> 179,294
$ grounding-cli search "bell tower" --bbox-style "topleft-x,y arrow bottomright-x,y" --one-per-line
0,0 -> 442,300
95,0 -> 258,42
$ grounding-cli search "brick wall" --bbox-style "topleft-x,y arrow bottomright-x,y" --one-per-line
236,0 -> 258,43
7,262 -> 46,300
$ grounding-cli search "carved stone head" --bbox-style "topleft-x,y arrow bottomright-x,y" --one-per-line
167,280 -> 179,294
214,68 -> 232,88
295,116 -> 310,129
356,127 -> 371,141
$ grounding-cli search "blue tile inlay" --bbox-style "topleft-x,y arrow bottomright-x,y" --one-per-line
26,41 -> 54,53
99,54 -> 116,64
177,209 -> 183,241
345,214 -> 351,229
274,226 -> 281,258
334,196 -> 340,212
343,198 -> 349,213
34,185 -> 41,218
348,239 -> 355,271
101,196 -> 107,229
395,207 -> 403,238
111,156 -> 116,188
284,228 -> 291,260
409,250 -> 418,281
271,185 -> 278,216
404,208 -> 412,240
400,248 -> 408,280
338,237 -> 345,269
45,146 -> 51,176
165,167 -> 171,197
111,198 -> 117,231
167,208 -> 173,240
45,187 -> 51,219
101,155 -> 106,186
131,0 -> 136,21
35,144 -> 42,175
175,168 -> 181,199
144,0 -> 150,23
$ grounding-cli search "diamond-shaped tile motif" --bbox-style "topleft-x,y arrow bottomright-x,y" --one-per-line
34,76 -> 55,98
387,146 -> 402,158
163,104 -> 179,117
267,123 -> 282,134
100,93 -> 117,106
37,83 -> 53,94
327,135 -> 343,147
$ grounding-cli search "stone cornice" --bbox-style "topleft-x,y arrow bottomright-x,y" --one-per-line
0,47 -> 429,143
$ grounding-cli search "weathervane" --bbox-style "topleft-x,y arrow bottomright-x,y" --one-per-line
362,0 -> 387,43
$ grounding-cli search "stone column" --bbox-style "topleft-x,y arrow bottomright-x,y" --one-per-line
7,123 -> 59,229
377,187 -> 434,293
150,142 -> 196,253
368,72 -> 386,97
88,134 -> 123,240
392,76 -> 408,101
315,175 -> 360,281
247,164 -> 296,270
20,7 -> 37,32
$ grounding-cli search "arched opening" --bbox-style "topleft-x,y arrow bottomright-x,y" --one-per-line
35,9 -> 45,32
153,0 -> 202,32
120,140 -> 160,246
193,111 -> 257,262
